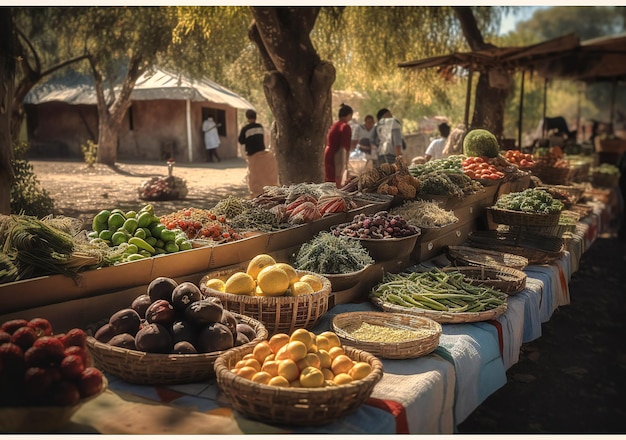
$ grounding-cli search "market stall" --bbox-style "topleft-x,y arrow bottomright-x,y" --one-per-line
0,140 -> 619,434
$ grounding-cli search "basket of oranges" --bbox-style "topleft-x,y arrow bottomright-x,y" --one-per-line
200,254 -> 331,335
214,329 -> 383,426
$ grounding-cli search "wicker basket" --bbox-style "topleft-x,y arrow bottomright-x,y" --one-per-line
331,311 -> 441,359
446,245 -> 528,271
86,314 -> 267,385
214,345 -> 383,426
488,207 -> 562,227
201,270 -> 331,335
590,173 -> 619,188
532,165 -> 572,185
442,265 -> 526,295
0,377 -> 107,433
371,296 -> 507,324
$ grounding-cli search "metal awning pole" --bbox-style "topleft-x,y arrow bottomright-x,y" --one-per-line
576,82 -> 582,143
464,67 -> 474,129
542,77 -> 548,139
518,70 -> 525,150
186,99 -> 193,162
609,79 -> 617,134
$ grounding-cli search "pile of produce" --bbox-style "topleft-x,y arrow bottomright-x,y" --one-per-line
589,163 -> 620,188
0,214 -> 115,284
409,156 -> 464,176
494,188 -> 563,214
390,200 -> 458,229
160,207 -> 245,240
504,150 -> 535,168
89,203 -> 194,263
416,171 -> 474,198
344,160 -> 420,198
463,129 -> 500,158
293,231 -> 374,275
371,268 -> 507,313
332,211 -> 419,240
250,184 -> 357,225
0,318 -> 105,406
93,276 -> 260,353
201,254 -> 326,297
461,156 -> 505,181
228,328 -> 372,387
138,175 -> 188,201
534,146 -> 569,168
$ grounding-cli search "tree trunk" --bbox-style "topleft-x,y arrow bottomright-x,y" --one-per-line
453,6 -> 510,138
90,54 -> 142,166
0,9 -> 17,214
250,7 -> 334,185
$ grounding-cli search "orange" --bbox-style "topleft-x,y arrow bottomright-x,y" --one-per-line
331,354 -> 354,376
315,335 -> 331,352
321,368 -> 335,381
317,349 -> 332,369
319,331 -> 341,349
251,371 -> 272,384
268,375 -> 290,387
299,366 -> 325,388
328,346 -> 345,359
235,366 -> 257,380
284,340 -> 307,362
242,358 -> 261,372
261,360 -> 279,377
277,359 -> 300,382
290,328 -> 314,350
253,341 -> 273,364
268,333 -> 290,354
348,361 -> 372,380
332,373 -> 353,385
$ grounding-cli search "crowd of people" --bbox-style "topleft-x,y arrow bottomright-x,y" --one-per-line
323,105 -> 468,187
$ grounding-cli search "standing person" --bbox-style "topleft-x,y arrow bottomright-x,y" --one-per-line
324,103 -> 353,188
442,124 -> 466,157
202,116 -> 221,163
373,108 -> 403,165
351,114 -> 378,169
424,122 -> 451,162
238,109 -> 279,197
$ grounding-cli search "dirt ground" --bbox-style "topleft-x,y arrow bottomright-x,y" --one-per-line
31,158 -> 251,228
28,159 -> 626,433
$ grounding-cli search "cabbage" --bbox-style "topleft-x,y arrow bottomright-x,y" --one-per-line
463,129 -> 500,158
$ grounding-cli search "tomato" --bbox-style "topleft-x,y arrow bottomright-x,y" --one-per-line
465,157 -> 476,165
520,159 -> 528,167
524,154 -> 533,161
465,170 -> 476,179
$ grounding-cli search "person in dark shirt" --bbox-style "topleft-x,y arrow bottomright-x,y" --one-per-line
238,109 -> 266,157
238,109 -> 278,197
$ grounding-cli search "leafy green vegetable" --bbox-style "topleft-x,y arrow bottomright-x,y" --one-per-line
463,129 -> 500,158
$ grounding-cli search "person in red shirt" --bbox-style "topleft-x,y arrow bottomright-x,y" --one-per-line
324,103 -> 353,188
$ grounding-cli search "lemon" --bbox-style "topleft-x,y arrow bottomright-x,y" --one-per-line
204,278 -> 226,292
273,263 -> 299,285
291,281 -> 314,296
246,254 -> 276,280
257,266 -> 289,296
298,274 -> 324,292
224,272 -> 255,295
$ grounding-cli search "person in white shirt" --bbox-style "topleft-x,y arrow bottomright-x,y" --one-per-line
351,114 -> 377,168
424,122 -> 451,162
202,116 -> 221,163
373,108 -> 403,165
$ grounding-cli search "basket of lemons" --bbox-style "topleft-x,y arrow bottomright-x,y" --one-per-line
200,254 -> 331,335
214,329 -> 383,426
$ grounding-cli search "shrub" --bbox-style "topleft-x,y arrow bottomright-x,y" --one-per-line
10,142 -> 55,217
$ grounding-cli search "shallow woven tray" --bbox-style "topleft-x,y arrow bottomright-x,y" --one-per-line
331,311 -> 442,359
488,207 -> 562,227
86,314 -> 267,385
371,296 -> 507,324
0,377 -> 108,433
214,345 -> 383,426
442,265 -> 527,295
201,270 -> 331,335
446,245 -> 529,271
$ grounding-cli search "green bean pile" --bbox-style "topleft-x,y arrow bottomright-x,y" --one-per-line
371,268 -> 507,313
